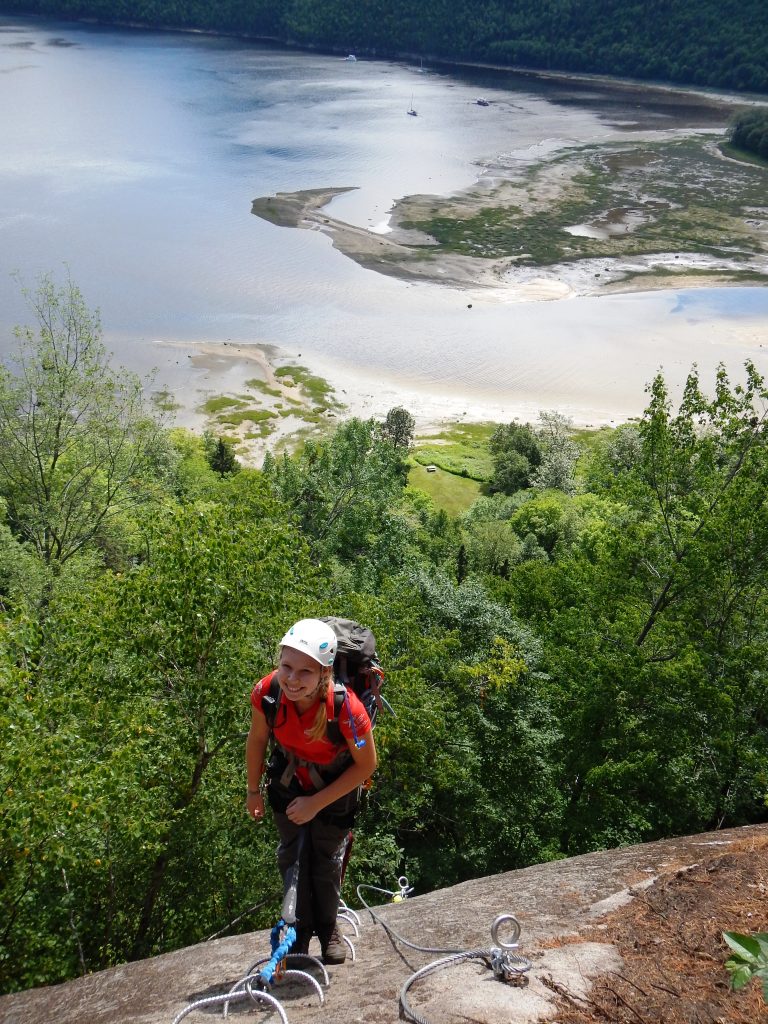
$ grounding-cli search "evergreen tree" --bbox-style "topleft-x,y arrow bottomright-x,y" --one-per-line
207,436 -> 240,478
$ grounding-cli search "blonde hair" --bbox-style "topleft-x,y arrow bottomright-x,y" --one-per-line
306,666 -> 334,743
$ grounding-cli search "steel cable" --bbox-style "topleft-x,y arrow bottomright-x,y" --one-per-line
356,879 -> 532,1024
356,880 -> 465,954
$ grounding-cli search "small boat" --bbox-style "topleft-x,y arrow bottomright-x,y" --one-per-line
407,94 -> 418,116
344,54 -> 357,62
476,97 -> 490,106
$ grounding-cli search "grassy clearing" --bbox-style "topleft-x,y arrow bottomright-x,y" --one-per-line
201,396 -> 247,414
408,422 -> 635,513
407,422 -> 495,513
407,464 -> 483,515
413,422 -> 496,481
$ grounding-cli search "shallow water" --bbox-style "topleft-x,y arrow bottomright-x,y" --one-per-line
0,14 -> 766,426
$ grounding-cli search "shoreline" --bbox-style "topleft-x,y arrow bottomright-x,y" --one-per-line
18,10 -> 768,110
154,336 -> 644,469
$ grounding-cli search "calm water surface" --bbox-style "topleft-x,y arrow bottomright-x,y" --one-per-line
1,14 -> 766,424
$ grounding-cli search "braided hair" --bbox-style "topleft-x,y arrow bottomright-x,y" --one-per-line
306,665 -> 335,743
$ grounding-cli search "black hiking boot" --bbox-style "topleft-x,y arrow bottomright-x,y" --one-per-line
319,924 -> 346,965
292,927 -> 313,956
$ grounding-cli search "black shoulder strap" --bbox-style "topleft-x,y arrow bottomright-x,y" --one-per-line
325,682 -> 346,746
261,671 -> 282,730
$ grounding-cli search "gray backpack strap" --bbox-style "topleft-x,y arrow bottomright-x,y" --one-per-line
278,749 -> 298,788
275,751 -> 340,791
261,671 -> 282,729
306,763 -> 327,790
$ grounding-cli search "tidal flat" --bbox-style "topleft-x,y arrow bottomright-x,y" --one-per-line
154,341 -> 346,460
252,137 -> 768,298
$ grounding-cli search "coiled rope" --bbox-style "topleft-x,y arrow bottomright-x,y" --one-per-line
357,878 -> 532,1024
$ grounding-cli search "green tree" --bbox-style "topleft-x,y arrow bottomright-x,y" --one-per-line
262,417 -> 407,561
381,405 -> 416,451
532,411 -> 579,495
537,363 -> 768,850
0,276 -> 168,568
0,474 -> 324,987
488,421 -> 542,494
206,434 -> 240,478
340,572 -> 556,891
583,423 -> 642,489
4,0 -> 767,93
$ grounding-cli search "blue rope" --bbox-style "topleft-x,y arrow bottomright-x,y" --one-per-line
258,919 -> 296,987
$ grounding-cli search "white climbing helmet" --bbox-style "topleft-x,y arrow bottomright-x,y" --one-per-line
280,618 -> 337,667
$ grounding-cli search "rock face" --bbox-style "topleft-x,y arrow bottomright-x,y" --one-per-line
2,823 -> 766,1024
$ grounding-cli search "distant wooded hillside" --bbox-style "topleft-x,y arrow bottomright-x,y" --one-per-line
4,0 -> 768,93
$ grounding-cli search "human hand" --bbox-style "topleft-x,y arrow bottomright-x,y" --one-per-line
246,790 -> 265,822
286,795 -> 319,825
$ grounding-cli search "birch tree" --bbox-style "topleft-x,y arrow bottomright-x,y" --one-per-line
0,276 -> 166,567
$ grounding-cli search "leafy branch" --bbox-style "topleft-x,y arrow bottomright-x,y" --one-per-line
723,930 -> 768,1003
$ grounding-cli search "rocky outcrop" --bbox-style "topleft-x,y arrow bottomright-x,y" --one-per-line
2,823 -> 766,1024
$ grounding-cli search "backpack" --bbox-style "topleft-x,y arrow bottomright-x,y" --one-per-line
319,616 -> 385,734
262,617 -> 386,747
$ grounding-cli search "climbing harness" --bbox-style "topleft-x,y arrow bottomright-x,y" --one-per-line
357,877 -> 532,1024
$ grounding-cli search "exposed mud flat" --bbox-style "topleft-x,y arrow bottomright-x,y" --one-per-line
252,133 -> 768,301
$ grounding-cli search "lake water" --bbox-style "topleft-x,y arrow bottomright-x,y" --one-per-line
1,14 -> 767,427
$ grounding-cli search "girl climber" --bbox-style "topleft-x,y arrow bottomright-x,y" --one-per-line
246,618 -> 377,964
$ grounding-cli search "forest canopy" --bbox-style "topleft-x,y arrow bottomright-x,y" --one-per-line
1,277 -> 767,993
3,0 -> 768,93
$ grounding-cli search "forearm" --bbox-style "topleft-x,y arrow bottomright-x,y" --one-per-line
245,728 -> 268,792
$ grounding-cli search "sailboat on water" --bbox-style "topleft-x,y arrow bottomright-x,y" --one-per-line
407,94 -> 418,116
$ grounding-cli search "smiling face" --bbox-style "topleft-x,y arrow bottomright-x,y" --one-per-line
276,646 -> 324,705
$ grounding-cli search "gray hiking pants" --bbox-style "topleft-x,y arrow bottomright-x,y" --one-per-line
274,812 -> 350,936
